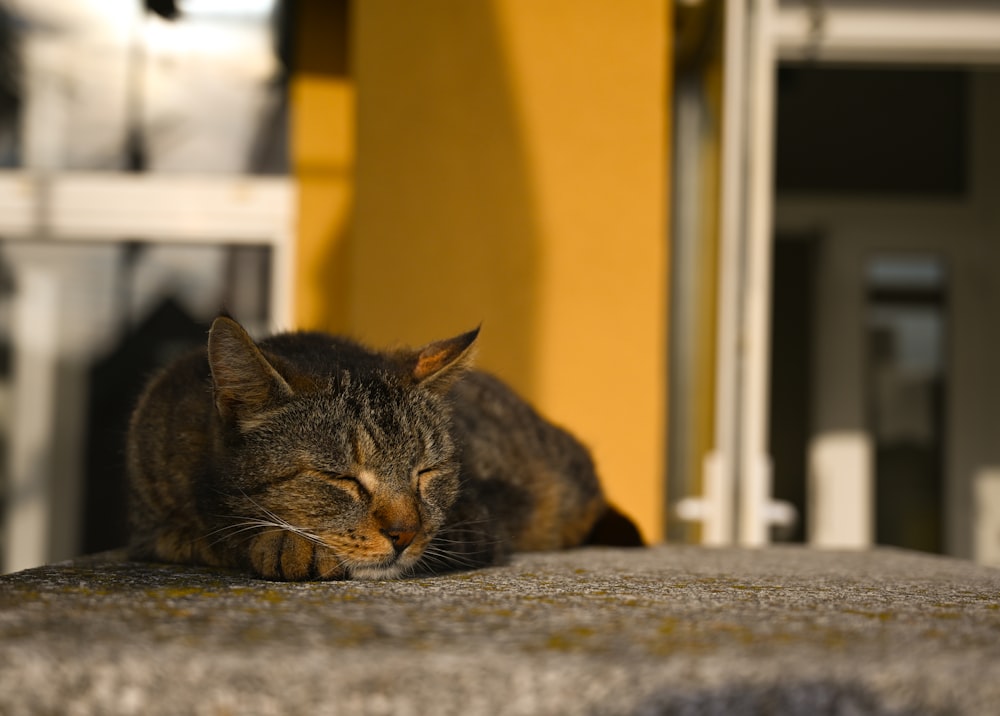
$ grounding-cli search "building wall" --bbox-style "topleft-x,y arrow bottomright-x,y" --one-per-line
294,1 -> 671,540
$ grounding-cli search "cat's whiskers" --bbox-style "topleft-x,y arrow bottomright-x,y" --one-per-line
202,489 -> 331,554
417,535 -> 498,570
424,539 -> 497,556
431,526 -> 502,549
429,524 -> 498,541
236,490 -> 330,549
416,548 -> 484,574
203,519 -> 288,550
205,516 -> 352,577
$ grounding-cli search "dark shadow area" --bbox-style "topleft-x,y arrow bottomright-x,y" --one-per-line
776,67 -> 967,197
641,679 -> 927,716
866,257 -> 948,554
0,1 -> 20,167
83,298 -> 209,553
768,236 -> 817,543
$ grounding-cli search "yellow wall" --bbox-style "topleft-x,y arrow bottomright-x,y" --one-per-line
295,1 -> 670,541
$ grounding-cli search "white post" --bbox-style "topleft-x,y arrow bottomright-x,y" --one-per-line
809,432 -> 874,549
3,267 -> 60,573
737,0 -> 778,546
700,0 -> 751,546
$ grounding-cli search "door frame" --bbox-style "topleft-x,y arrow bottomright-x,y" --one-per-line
709,0 -> 1000,548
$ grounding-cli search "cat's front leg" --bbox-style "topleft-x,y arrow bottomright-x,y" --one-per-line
248,531 -> 345,581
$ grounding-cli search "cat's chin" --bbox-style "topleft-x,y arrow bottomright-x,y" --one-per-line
346,543 -> 428,580
348,563 -> 409,581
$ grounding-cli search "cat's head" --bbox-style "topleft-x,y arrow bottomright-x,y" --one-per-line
207,316 -> 478,580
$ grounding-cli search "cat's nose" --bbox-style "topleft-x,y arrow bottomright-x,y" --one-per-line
382,526 -> 417,554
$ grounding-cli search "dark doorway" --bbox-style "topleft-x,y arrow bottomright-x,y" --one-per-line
768,236 -> 818,543
865,255 -> 947,554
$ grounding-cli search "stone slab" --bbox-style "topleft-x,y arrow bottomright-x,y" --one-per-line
1,546 -> 999,715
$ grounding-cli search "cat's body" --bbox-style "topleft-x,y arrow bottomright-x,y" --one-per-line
127,317 -> 640,581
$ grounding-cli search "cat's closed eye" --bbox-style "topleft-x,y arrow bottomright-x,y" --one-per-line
317,472 -> 368,497
414,466 -> 442,495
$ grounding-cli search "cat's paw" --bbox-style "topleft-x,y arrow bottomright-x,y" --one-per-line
249,531 -> 345,581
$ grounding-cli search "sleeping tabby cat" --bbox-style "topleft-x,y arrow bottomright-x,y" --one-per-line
126,316 -> 641,580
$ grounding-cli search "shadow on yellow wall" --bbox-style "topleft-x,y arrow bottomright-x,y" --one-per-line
291,0 -> 353,334
350,1 -> 542,399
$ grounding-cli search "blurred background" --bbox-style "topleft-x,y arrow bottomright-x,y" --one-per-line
2,0 -> 1000,573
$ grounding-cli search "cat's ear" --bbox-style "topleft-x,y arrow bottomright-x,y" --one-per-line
406,326 -> 479,392
208,316 -> 293,424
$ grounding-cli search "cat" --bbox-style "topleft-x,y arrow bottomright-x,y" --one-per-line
126,316 -> 642,581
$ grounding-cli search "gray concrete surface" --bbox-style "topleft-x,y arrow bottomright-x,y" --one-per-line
1,545 -> 998,715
